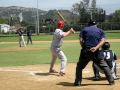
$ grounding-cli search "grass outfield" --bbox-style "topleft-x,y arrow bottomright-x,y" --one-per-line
0,31 -> 120,42
0,41 -> 120,67
0,31 -> 120,67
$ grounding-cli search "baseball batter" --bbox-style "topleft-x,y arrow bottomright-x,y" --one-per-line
49,20 -> 75,76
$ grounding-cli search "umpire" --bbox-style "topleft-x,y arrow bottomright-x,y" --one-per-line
27,30 -> 32,44
74,20 -> 114,86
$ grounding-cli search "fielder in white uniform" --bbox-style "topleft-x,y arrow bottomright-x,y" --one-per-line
49,20 -> 75,76
17,28 -> 26,47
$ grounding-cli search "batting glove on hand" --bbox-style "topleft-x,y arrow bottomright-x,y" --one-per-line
70,28 -> 75,34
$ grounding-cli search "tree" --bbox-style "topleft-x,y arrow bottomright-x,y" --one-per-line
72,0 -> 106,23
20,21 -> 28,27
109,10 -> 120,22
91,0 -> 96,9
0,18 -> 8,24
72,0 -> 90,23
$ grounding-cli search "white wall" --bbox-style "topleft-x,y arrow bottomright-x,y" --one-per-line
0,24 -> 10,33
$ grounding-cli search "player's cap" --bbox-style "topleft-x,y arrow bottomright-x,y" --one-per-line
57,20 -> 64,29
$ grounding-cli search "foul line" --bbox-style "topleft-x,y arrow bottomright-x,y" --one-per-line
0,68 -> 43,76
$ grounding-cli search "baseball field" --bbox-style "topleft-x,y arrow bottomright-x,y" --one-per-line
0,32 -> 120,90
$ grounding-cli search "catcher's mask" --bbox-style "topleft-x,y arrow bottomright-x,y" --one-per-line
102,42 -> 110,50
57,20 -> 64,29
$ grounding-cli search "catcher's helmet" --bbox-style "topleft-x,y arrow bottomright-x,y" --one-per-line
102,42 -> 110,50
57,20 -> 64,29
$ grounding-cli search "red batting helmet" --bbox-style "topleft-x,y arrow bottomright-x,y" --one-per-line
57,20 -> 64,29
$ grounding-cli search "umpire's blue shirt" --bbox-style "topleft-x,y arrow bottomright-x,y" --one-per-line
80,25 -> 105,48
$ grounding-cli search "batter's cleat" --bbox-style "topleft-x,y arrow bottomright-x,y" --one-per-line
49,69 -> 58,73
59,72 -> 65,76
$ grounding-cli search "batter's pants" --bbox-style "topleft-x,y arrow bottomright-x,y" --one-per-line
50,47 -> 67,73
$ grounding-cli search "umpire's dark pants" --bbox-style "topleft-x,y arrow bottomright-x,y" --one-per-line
27,36 -> 32,44
74,48 -> 114,84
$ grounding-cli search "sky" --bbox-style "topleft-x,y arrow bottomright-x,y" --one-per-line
0,0 -> 120,14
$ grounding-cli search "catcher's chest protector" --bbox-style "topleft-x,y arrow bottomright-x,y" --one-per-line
103,50 -> 114,61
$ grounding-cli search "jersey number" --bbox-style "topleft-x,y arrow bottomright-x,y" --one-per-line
104,52 -> 110,59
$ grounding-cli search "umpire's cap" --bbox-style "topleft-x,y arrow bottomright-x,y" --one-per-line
88,20 -> 96,26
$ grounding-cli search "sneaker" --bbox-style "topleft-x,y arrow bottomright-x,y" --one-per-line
59,72 -> 65,76
49,69 -> 58,73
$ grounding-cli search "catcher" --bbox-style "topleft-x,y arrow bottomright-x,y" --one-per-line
92,42 -> 119,80
49,20 -> 75,76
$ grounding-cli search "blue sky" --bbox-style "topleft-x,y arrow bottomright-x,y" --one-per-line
0,0 -> 120,14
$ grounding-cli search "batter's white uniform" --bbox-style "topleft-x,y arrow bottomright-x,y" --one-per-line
50,29 -> 67,73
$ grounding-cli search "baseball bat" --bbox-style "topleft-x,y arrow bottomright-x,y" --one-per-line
57,11 -> 76,33
57,11 -> 66,22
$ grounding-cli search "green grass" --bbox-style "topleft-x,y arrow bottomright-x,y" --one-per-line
106,32 -> 120,39
0,31 -> 120,42
109,42 -> 120,57
0,41 -> 120,67
0,42 -> 51,66
0,31 -> 120,67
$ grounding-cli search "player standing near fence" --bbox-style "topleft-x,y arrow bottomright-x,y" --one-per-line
49,20 -> 75,76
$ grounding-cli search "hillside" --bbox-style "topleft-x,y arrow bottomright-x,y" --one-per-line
0,6 -> 78,25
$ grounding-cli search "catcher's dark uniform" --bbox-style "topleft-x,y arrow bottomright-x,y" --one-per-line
74,23 -> 114,86
93,49 -> 117,79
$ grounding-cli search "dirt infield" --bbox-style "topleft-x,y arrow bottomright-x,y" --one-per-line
0,62 -> 120,90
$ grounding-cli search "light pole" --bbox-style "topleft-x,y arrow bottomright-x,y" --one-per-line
36,0 -> 39,35
87,8 -> 93,20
